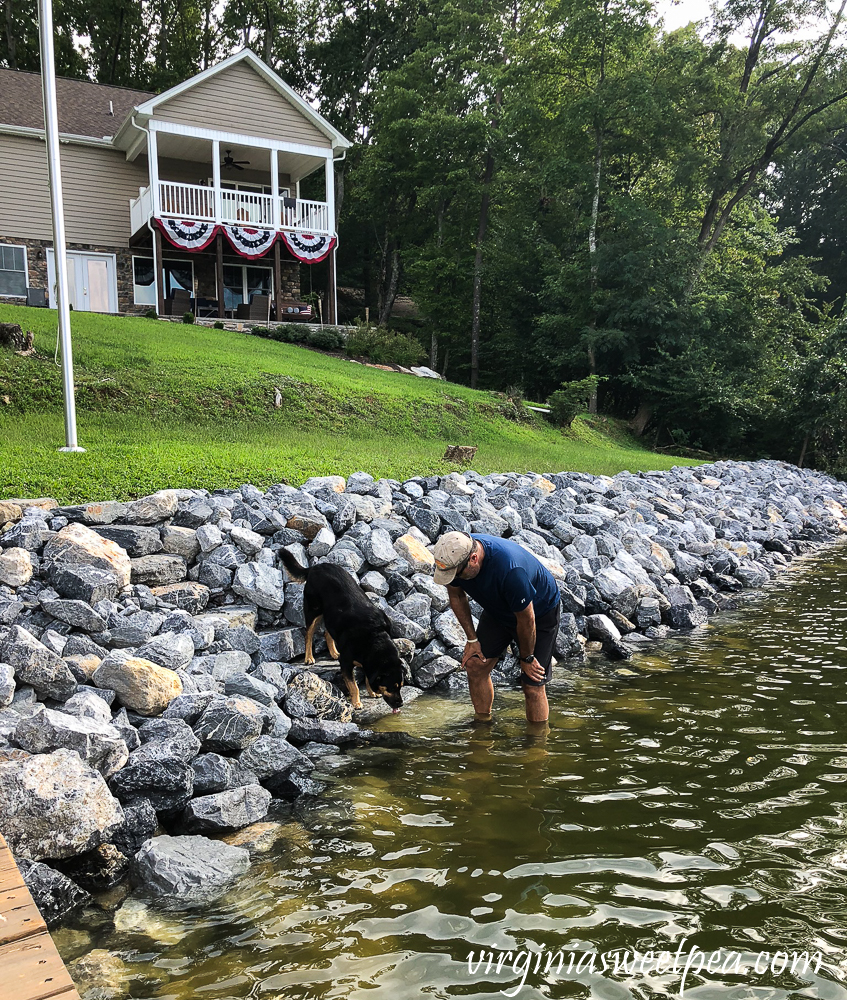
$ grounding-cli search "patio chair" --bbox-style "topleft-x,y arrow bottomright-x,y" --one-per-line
25,287 -> 47,307
236,294 -> 271,321
165,288 -> 193,316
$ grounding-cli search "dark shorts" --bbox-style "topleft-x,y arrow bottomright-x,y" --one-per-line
477,604 -> 561,687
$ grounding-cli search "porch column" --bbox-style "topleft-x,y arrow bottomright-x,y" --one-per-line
149,126 -> 160,217
324,155 -> 335,237
212,139 -> 221,224
216,231 -> 225,319
327,246 -> 337,325
273,240 -> 282,322
154,226 -> 165,316
271,148 -> 280,230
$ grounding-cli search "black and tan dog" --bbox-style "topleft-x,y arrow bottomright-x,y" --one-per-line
279,549 -> 404,711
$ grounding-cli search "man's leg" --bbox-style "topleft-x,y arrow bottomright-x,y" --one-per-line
466,656 -> 499,721
520,605 -> 559,724
521,683 -> 549,723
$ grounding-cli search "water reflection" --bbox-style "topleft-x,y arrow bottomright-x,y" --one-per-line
58,547 -> 847,999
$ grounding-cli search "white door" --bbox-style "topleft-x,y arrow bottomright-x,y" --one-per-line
47,251 -> 118,313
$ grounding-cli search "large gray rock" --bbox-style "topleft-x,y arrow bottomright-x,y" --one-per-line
286,671 -> 353,722
136,631 -> 195,671
287,716 -> 363,747
413,654 -> 460,689
43,522 -> 131,589
125,492 -> 179,525
96,524 -> 163,557
232,563 -> 285,610
0,626 -> 77,700
193,696 -> 265,752
40,597 -> 106,632
0,749 -> 124,859
586,614 -> 622,643
17,859 -> 91,928
432,610 -> 467,650
131,834 -> 250,907
151,582 -> 211,613
108,610 -> 165,648
110,797 -> 157,857
108,742 -> 195,812
131,555 -> 188,587
182,785 -> 272,832
15,707 -> 129,777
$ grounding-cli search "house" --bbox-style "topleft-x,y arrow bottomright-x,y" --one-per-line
0,49 -> 350,322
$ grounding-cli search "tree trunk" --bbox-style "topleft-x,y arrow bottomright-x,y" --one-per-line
630,402 -> 653,437
4,0 -> 16,70
470,148 -> 495,390
430,329 -> 438,369
587,344 -> 598,414
379,248 -> 400,326
798,431 -> 811,468
442,346 -> 449,378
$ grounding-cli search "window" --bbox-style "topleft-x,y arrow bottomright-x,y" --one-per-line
222,264 -> 272,311
0,244 -> 28,298
133,256 -> 194,305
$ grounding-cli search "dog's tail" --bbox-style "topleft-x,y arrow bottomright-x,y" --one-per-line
279,548 -> 308,582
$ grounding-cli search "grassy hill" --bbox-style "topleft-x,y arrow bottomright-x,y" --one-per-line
0,304 -> 695,503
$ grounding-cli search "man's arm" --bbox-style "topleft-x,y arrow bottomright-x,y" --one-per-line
515,603 -> 544,682
448,585 -> 483,666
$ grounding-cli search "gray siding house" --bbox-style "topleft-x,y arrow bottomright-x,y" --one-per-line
0,50 -> 350,321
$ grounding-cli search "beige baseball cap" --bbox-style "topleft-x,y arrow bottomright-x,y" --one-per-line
432,531 -> 474,585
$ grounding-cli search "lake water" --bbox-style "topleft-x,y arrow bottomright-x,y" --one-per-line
58,546 -> 847,999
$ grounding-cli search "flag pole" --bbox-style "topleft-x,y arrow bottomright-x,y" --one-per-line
37,0 -> 84,453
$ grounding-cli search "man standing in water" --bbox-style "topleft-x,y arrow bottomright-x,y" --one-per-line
433,531 -> 561,723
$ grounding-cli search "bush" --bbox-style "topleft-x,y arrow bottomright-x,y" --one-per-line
277,324 -> 305,343
547,376 -> 603,428
213,321 -> 224,329
345,325 -> 425,367
182,311 -> 195,325
307,327 -> 344,350
144,308 -> 158,320
249,325 -> 272,339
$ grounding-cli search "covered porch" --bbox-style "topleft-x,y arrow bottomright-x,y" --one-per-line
124,120 -> 338,322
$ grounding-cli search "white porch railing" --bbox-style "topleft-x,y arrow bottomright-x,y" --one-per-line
131,182 -> 334,235
220,188 -> 275,227
159,181 -> 216,221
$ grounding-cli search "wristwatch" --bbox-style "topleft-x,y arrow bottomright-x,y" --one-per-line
520,654 -> 535,664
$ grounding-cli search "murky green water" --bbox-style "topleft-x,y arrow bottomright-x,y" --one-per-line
58,547 -> 847,999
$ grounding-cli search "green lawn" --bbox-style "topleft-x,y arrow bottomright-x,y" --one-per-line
0,304 -> 696,503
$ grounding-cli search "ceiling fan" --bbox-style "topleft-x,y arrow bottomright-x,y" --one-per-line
222,149 -> 250,171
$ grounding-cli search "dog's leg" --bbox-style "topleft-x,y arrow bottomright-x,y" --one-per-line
341,658 -> 362,710
365,676 -> 378,698
304,615 -> 321,666
325,631 -> 339,660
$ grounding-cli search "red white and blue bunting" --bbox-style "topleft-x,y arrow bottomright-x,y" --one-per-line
222,225 -> 278,259
154,218 -> 337,263
156,217 -> 219,251
279,232 -> 337,263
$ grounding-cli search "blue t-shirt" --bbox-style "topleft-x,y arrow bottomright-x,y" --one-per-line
452,534 -> 560,624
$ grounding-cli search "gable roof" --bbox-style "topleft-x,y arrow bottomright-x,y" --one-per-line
130,49 -> 351,151
0,68 -> 153,139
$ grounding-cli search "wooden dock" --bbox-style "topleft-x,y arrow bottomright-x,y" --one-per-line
0,834 -> 81,1000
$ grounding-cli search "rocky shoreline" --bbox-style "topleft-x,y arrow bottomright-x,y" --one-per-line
1,459 -> 845,927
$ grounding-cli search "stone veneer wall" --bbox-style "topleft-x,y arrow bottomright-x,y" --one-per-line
0,235 -> 301,314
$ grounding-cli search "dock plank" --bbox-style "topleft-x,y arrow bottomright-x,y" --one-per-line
0,835 -> 81,1000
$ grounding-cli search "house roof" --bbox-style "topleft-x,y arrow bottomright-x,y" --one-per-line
0,51 -> 351,152
129,50 -> 351,151
0,68 -> 153,139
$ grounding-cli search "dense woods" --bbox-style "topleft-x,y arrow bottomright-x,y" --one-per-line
3,0 -> 847,469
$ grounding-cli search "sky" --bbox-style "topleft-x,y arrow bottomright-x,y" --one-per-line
654,0 -> 713,32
